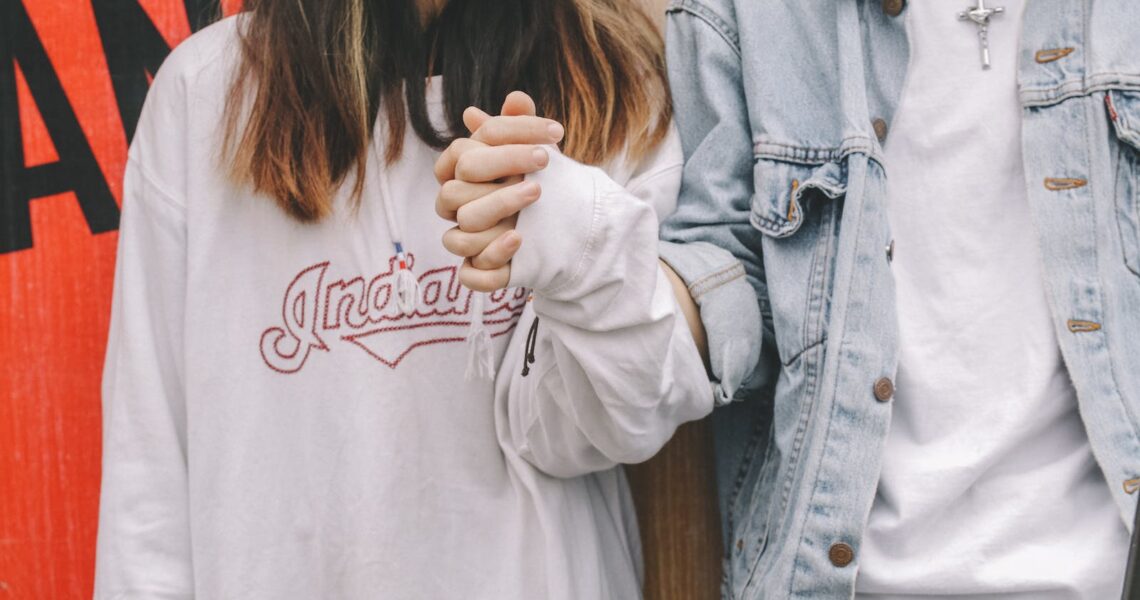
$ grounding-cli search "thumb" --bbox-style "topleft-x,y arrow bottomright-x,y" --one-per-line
500,91 -> 537,117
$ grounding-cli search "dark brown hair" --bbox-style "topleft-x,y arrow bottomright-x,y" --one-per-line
223,0 -> 672,222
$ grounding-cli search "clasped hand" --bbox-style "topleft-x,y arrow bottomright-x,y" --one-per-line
434,91 -> 565,292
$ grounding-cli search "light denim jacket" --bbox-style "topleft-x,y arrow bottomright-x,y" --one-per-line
657,0 -> 1140,597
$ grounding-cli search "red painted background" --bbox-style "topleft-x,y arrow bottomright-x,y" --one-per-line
0,3 -> 722,598
1,2 -> 236,597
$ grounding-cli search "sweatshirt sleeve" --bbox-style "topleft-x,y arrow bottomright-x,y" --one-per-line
94,46 -> 194,600
497,140 -> 714,479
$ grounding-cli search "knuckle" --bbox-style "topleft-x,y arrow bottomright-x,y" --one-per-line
492,268 -> 511,290
436,195 -> 458,220
456,205 -> 486,233
450,233 -> 477,257
439,180 -> 462,207
454,155 -> 475,181
480,119 -> 504,143
462,235 -> 484,257
474,248 -> 503,270
446,138 -> 468,154
441,230 -> 461,255
455,206 -> 472,231
459,267 -> 489,292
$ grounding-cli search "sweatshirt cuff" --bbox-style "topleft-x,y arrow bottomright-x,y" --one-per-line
659,240 -> 762,405
508,148 -> 601,297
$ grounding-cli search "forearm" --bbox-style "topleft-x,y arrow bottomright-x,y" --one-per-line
661,258 -> 709,368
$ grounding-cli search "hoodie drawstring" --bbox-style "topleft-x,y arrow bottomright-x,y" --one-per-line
464,292 -> 494,381
371,127 -> 494,378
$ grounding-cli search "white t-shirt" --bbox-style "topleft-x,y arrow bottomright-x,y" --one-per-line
855,2 -> 1129,598
94,16 -> 710,600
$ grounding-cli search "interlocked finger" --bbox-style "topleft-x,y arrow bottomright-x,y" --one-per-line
441,221 -> 513,258
470,115 -> 564,147
460,260 -> 512,292
455,145 -> 549,183
434,137 -> 487,183
436,179 -> 518,221
456,180 -> 540,233
469,230 -> 522,271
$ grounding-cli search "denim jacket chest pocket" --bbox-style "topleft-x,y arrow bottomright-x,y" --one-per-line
1108,90 -> 1140,277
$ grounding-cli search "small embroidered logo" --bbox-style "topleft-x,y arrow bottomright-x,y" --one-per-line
259,256 -> 527,373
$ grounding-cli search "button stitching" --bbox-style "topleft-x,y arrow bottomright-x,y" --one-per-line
1034,48 -> 1075,64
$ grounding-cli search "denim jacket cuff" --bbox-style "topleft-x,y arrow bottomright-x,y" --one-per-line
659,240 -> 762,405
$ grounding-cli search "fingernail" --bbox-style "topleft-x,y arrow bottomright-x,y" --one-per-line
547,122 -> 564,140
506,233 -> 521,249
521,181 -> 540,198
532,148 -> 548,167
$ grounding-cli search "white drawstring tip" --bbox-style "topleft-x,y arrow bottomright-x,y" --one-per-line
465,292 -> 495,381
395,268 -> 419,316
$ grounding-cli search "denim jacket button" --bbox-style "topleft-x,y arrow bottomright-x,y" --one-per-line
829,542 -> 855,567
873,377 -> 895,402
882,0 -> 906,17
872,118 -> 889,142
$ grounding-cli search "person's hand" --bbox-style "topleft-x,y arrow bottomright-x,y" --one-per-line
434,92 -> 565,291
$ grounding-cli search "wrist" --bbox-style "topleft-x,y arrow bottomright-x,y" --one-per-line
508,148 -> 602,296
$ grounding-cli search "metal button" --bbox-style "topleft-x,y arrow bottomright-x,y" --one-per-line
829,542 -> 855,567
872,118 -> 889,142
873,377 -> 894,402
886,240 -> 895,263
882,0 -> 906,17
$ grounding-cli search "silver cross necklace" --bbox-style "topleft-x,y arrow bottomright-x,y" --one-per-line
958,0 -> 1005,69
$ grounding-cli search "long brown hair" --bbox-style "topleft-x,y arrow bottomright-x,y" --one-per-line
223,0 -> 671,222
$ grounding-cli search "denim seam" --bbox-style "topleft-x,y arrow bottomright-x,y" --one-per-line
742,338 -> 825,598
778,339 -> 823,520
1020,74 -> 1140,108
787,160 -> 872,598
781,335 -> 828,370
1115,136 -> 1140,277
1087,95 -> 1140,448
803,203 -> 837,361
739,431 -> 778,591
750,214 -> 798,238
666,0 -> 741,56
753,137 -> 881,165
688,262 -> 746,301
726,404 -> 776,532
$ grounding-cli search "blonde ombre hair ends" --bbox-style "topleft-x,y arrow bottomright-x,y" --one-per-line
223,0 -> 672,222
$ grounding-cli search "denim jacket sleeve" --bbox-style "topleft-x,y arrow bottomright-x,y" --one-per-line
659,0 -> 776,405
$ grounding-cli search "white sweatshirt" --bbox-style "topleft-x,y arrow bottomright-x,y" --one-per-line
95,17 -> 711,600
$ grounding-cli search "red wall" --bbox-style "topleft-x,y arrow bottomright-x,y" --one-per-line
1,2 -> 235,596
0,5 -> 723,599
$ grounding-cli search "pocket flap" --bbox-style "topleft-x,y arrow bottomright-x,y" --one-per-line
1108,90 -> 1140,150
750,159 -> 847,238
